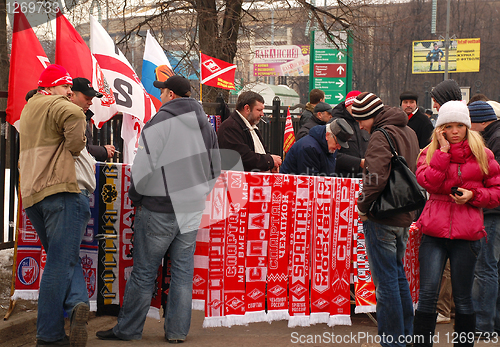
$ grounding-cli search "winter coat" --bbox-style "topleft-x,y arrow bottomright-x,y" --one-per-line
482,120 -> 500,216
128,97 -> 221,213
330,102 -> 370,178
407,107 -> 434,149
19,93 -> 86,208
217,111 -> 274,172
416,140 -> 500,240
279,125 -> 337,176
298,102 -> 314,128
85,109 -> 108,162
357,106 -> 420,227
296,114 -> 326,140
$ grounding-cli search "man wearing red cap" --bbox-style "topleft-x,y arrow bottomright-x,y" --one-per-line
330,90 -> 369,178
19,64 -> 90,347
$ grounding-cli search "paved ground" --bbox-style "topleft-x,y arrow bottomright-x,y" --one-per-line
3,306 -> 499,347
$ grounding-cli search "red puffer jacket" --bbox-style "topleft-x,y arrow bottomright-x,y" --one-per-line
416,140 -> 500,240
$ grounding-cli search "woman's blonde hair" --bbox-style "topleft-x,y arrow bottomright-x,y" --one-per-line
424,125 -> 489,175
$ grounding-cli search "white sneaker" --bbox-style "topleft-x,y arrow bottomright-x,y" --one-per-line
436,312 -> 451,324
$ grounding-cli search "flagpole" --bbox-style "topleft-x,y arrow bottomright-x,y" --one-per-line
199,51 -> 202,102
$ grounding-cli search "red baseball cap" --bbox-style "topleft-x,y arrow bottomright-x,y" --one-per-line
38,64 -> 73,88
345,90 -> 361,107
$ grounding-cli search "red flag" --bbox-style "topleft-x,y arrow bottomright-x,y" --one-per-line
283,107 -> 295,153
200,53 -> 236,90
55,10 -> 92,79
56,12 -> 117,128
6,10 -> 50,130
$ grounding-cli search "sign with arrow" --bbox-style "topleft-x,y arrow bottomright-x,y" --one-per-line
310,31 -> 352,105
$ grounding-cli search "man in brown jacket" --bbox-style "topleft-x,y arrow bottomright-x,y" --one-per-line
352,92 -> 420,347
19,64 -> 89,347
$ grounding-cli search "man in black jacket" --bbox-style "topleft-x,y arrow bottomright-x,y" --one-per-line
96,75 -> 221,343
295,101 -> 332,140
217,91 -> 281,172
469,101 -> 500,337
330,90 -> 369,178
299,88 -> 325,127
71,77 -> 116,161
400,91 -> 434,149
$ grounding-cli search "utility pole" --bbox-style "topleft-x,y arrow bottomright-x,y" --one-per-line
444,0 -> 450,80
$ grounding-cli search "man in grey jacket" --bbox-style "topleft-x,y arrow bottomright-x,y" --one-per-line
96,75 -> 221,343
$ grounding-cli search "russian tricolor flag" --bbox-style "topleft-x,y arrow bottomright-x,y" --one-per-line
142,31 -> 174,111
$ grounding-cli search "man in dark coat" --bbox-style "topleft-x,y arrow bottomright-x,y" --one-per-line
295,101 -> 332,140
280,119 -> 353,176
217,91 -> 281,172
331,90 -> 369,178
299,88 -> 325,127
400,91 -> 434,149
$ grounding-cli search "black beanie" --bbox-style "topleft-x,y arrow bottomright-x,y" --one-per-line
399,91 -> 418,105
430,79 -> 462,106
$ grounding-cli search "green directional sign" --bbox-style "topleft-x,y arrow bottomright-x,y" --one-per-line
310,31 -> 353,106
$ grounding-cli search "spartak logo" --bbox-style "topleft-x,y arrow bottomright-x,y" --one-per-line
193,274 -> 206,287
94,62 -> 116,107
226,297 -> 244,310
209,299 -> 223,309
331,294 -> 349,306
290,284 -> 307,297
312,298 -> 329,310
357,288 -> 373,299
247,288 -> 264,300
202,59 -> 221,73
268,285 -> 286,297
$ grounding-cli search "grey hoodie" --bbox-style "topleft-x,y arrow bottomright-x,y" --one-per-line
129,97 -> 221,214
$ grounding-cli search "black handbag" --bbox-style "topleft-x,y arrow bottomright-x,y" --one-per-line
369,127 -> 427,219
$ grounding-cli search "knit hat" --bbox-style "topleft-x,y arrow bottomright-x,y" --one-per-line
399,91 -> 418,105
487,101 -> 500,120
430,79 -> 462,106
351,92 -> 384,120
38,64 -> 73,88
435,100 -> 471,128
468,101 -> 497,123
345,90 -> 361,107
327,118 -> 354,148
314,101 -> 332,113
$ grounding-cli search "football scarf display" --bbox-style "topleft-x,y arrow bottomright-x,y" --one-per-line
12,168 -> 424,327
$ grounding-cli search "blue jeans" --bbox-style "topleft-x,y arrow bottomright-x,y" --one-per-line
25,192 -> 91,342
418,234 -> 480,315
473,215 -> 500,332
113,206 -> 200,341
364,220 -> 413,347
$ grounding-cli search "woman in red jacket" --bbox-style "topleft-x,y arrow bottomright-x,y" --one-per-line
413,101 -> 500,347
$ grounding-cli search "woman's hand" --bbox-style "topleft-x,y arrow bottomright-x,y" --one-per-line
435,127 -> 450,152
450,187 -> 474,204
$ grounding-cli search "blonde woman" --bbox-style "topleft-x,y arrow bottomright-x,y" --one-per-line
413,101 -> 500,347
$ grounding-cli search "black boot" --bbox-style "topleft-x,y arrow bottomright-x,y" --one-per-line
413,310 -> 438,347
454,313 -> 475,347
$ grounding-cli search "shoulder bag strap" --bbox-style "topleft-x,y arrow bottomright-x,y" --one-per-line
373,127 -> 398,157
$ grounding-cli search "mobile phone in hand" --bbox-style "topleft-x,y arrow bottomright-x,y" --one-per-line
451,186 -> 463,196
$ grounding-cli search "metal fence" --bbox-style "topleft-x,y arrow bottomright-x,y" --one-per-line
0,95 -> 302,250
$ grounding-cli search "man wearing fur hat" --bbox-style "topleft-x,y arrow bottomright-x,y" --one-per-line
469,101 -> 500,337
400,91 -> 434,149
19,64 -> 89,346
331,90 -> 370,178
352,92 -> 420,346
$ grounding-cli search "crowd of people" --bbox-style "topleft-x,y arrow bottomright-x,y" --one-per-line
20,63 -> 500,347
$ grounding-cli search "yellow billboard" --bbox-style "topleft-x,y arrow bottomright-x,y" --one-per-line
412,38 -> 480,74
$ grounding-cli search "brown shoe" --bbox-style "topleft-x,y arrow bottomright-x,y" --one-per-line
69,303 -> 89,347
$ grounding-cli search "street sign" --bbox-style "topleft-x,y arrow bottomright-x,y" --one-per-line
310,31 -> 352,105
